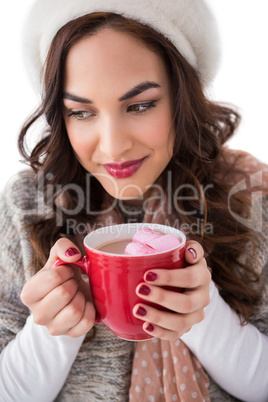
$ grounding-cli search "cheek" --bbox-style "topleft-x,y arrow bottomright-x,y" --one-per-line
68,136 -> 84,157
144,119 -> 174,150
66,126 -> 96,158
139,107 -> 174,147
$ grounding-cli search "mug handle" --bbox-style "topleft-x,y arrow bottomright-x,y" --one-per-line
52,256 -> 89,274
52,257 -> 103,324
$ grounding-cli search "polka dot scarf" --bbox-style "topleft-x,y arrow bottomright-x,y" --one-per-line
95,180 -> 211,401
94,148 -> 268,401
129,337 -> 210,401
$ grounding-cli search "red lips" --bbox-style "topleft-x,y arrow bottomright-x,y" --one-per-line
103,157 -> 147,178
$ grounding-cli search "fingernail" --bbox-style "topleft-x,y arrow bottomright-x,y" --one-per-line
146,323 -> 154,332
136,306 -> 147,317
138,285 -> 151,296
187,248 -> 197,260
145,272 -> 158,282
65,247 -> 80,257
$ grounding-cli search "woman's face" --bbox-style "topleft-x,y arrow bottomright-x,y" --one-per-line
63,28 -> 175,200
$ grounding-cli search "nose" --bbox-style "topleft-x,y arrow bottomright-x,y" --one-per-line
98,115 -> 133,159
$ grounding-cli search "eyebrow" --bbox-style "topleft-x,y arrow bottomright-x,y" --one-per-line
62,92 -> 93,104
118,81 -> 161,101
62,81 -> 161,104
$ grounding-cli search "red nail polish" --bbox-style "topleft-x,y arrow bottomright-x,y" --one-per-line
146,323 -> 154,332
145,272 -> 158,282
188,247 -> 197,260
136,306 -> 147,317
138,285 -> 151,296
65,247 -> 80,257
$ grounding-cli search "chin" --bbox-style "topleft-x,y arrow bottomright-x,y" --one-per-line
109,189 -> 145,201
95,171 -> 156,201
104,182 -> 150,201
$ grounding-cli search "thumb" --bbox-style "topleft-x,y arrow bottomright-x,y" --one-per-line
43,238 -> 81,270
184,240 -> 204,265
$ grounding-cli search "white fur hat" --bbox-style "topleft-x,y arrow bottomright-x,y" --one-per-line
23,0 -> 221,90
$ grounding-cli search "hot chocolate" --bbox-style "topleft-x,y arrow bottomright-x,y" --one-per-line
95,238 -> 132,254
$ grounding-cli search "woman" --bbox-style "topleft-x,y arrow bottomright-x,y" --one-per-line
0,0 -> 267,401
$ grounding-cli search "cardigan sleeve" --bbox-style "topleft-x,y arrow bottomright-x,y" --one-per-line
0,176 -> 30,350
0,171 -> 85,401
181,195 -> 268,402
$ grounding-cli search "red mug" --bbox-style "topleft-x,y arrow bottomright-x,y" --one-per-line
53,223 -> 186,341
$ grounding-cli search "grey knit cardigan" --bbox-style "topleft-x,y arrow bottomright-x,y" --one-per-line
1,170 -> 268,401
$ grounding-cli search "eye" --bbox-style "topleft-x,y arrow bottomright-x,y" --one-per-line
67,110 -> 93,120
127,100 -> 158,114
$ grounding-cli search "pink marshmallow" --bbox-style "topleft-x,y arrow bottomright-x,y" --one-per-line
124,242 -> 155,255
132,227 -> 161,244
124,228 -> 181,255
146,234 -> 181,252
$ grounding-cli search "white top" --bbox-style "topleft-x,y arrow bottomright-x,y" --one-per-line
0,314 -> 85,401
181,281 -> 268,402
1,281 -> 268,401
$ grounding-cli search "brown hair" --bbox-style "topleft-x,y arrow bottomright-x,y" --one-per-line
19,12 -> 261,322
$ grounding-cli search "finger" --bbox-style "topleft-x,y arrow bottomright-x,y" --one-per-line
43,238 -> 81,270
142,320 -> 194,341
76,274 -> 94,303
65,301 -> 96,338
22,238 -> 82,305
144,260 -> 210,289
184,240 -> 204,265
21,264 -> 77,305
46,291 -> 87,336
32,277 -> 79,325
136,283 -> 210,314
133,303 -> 205,337
142,322 -> 180,341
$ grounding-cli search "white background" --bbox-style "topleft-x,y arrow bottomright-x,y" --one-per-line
0,0 -> 267,191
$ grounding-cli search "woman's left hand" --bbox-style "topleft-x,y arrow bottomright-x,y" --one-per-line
133,240 -> 211,341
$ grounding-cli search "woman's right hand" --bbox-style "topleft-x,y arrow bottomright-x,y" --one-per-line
21,238 -> 96,337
